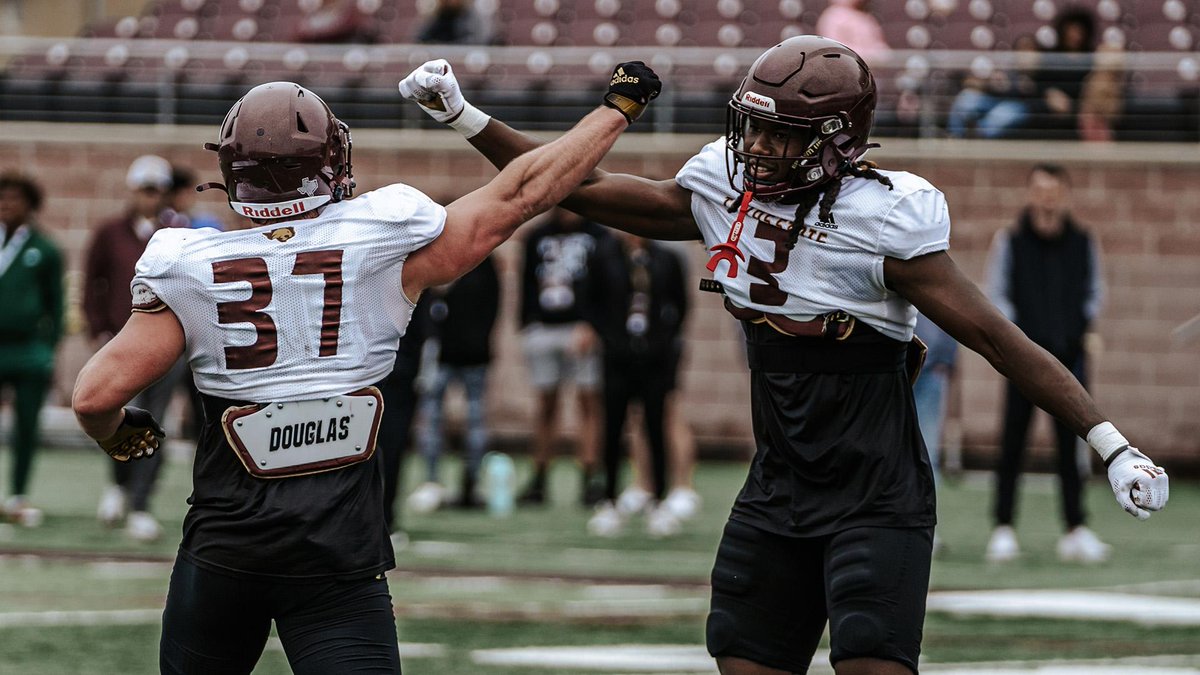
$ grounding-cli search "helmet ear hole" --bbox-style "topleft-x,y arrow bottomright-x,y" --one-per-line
296,113 -> 308,134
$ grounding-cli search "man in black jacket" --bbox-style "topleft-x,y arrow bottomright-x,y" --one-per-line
582,233 -> 688,537
985,163 -> 1108,563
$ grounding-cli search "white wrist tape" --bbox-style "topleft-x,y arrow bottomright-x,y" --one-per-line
447,102 -> 490,139
1086,421 -> 1130,462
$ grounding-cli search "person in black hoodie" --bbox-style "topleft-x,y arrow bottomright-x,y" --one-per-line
984,163 -> 1108,564
517,209 -> 609,505
409,255 -> 501,510
582,232 -> 688,537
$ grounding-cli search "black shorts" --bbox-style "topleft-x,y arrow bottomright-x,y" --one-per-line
160,555 -> 401,674
707,519 -> 933,674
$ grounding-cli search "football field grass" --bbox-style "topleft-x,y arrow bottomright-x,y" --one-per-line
1,447 -> 1198,674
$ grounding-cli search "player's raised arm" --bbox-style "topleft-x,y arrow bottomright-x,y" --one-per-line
402,63 -> 661,299
884,250 -> 1169,520
399,60 -> 698,240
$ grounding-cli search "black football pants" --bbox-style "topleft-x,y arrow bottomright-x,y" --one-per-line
160,556 -> 401,674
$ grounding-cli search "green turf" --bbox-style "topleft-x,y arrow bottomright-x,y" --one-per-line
2,448 -> 1199,673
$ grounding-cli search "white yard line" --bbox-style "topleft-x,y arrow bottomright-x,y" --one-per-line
927,589 -> 1200,625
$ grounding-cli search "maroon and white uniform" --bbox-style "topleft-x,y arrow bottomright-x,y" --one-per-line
130,183 -> 443,579
676,137 -> 949,538
677,138 -> 950,341
132,183 -> 445,401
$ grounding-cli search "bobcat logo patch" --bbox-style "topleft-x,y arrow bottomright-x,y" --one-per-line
264,227 -> 296,242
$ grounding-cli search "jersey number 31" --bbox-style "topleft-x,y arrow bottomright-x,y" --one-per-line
212,250 -> 344,370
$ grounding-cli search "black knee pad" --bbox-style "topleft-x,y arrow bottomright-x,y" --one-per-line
705,609 -> 739,656
833,611 -> 886,654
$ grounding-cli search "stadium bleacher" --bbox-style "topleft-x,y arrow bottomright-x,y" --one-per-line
0,0 -> 1196,139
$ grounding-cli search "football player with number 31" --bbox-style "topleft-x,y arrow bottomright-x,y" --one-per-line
400,36 -> 1168,675
72,66 -> 660,674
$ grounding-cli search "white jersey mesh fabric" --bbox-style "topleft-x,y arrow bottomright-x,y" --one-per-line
131,183 -> 446,402
676,138 -> 950,342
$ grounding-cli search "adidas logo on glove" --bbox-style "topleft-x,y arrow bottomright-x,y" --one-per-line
610,68 -> 640,85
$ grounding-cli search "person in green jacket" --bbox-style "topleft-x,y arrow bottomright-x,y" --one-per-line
0,172 -> 63,527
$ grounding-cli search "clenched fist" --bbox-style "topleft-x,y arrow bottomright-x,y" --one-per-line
97,407 -> 165,462
603,61 -> 662,123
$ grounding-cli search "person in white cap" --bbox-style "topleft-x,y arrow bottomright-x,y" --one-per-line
83,154 -> 185,542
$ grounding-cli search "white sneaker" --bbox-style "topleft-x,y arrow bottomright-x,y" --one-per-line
615,485 -> 652,516
644,502 -> 682,538
97,486 -> 127,527
587,501 -> 624,537
4,496 -> 43,528
662,487 -> 702,521
985,525 -> 1019,562
1057,526 -> 1111,564
125,511 -> 162,542
390,531 -> 411,553
406,482 -> 446,514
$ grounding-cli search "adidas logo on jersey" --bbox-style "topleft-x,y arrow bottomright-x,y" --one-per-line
811,220 -> 838,230
264,227 -> 296,242
610,68 -> 639,85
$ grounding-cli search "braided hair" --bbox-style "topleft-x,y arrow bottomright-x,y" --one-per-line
783,161 -> 894,250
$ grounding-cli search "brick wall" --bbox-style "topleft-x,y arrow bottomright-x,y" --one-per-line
3,124 -> 1198,471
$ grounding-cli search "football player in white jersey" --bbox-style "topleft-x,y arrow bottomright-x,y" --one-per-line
400,37 -> 1169,675
72,68 -> 660,674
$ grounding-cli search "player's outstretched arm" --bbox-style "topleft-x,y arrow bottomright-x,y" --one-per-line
73,309 -> 185,459
402,65 -> 659,298
884,251 -> 1169,519
399,59 -> 698,240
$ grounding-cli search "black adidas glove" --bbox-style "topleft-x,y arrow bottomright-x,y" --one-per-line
603,61 -> 662,124
97,407 -> 165,462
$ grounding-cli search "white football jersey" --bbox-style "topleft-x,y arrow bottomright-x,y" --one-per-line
131,183 -> 445,401
676,138 -> 950,342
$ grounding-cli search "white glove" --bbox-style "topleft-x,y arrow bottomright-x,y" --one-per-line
1106,447 -> 1169,520
398,59 -> 490,137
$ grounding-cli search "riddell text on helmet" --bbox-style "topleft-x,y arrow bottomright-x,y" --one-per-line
242,202 -> 308,219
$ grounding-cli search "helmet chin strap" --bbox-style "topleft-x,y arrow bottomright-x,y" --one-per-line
196,182 -> 226,193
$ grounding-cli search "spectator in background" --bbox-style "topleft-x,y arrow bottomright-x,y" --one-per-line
407,254 -> 501,512
985,163 -> 1108,564
0,172 -> 63,528
1077,43 -> 1126,142
1032,7 -> 1098,138
164,166 -> 222,231
292,0 -> 375,43
379,293 -> 432,549
912,311 -> 957,486
814,0 -> 890,64
617,245 -> 700,524
947,35 -> 1040,139
417,0 -> 492,45
583,233 -> 688,538
518,208 -> 608,506
84,154 -> 187,542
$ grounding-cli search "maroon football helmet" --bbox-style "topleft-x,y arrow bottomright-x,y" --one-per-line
201,81 -> 353,219
726,36 -> 877,201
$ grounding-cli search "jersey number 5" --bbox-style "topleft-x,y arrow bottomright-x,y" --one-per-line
212,250 -> 344,369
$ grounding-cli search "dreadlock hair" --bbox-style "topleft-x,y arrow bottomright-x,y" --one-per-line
783,160 -> 895,250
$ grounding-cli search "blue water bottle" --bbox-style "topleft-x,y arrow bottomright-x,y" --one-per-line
482,452 -> 516,518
